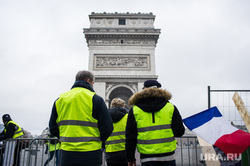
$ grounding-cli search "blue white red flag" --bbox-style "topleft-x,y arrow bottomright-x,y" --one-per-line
183,106 -> 250,158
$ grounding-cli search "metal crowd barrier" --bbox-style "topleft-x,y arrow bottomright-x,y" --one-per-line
0,137 -> 59,166
0,136 -> 247,166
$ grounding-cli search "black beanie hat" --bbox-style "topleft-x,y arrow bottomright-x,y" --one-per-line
2,114 -> 11,121
143,80 -> 161,89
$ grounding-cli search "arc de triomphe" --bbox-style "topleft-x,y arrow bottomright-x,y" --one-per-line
83,12 -> 161,108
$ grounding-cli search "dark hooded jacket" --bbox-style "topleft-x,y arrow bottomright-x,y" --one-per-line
126,87 -> 185,162
49,80 -> 113,166
105,106 -> 128,164
0,117 -> 16,141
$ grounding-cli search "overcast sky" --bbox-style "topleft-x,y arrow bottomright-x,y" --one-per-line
0,0 -> 250,135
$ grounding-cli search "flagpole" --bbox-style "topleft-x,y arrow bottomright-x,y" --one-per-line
232,92 -> 250,165
208,86 -> 211,109
232,92 -> 250,132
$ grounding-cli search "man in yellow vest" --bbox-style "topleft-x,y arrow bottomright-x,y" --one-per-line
0,114 -> 24,166
49,70 -> 113,166
105,98 -> 128,166
126,80 -> 185,166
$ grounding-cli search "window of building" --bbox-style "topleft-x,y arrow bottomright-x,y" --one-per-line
119,18 -> 126,25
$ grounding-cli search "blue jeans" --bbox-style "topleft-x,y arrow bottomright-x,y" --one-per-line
142,160 -> 176,166
44,150 -> 60,166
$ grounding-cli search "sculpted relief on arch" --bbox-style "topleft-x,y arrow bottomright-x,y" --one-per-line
94,54 -> 150,69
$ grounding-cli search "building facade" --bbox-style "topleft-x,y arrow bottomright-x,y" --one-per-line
83,12 -> 161,108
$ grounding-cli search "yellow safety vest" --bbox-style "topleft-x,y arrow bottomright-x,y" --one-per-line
133,102 -> 177,154
56,87 -> 101,152
4,121 -> 24,138
105,114 -> 128,152
48,142 -> 60,152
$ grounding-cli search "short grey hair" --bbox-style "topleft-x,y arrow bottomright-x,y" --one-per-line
75,70 -> 94,82
111,98 -> 125,108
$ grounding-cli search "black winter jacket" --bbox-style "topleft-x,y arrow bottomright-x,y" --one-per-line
49,80 -> 113,166
0,120 -> 16,141
126,87 -> 185,162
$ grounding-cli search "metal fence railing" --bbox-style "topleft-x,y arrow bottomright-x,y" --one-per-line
0,138 -> 60,166
0,136 -> 204,166
208,86 -> 250,127
176,135 -> 203,166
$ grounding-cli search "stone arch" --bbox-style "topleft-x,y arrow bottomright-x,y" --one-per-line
106,84 -> 135,109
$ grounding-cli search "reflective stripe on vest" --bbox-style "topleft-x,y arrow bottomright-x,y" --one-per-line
133,103 -> 177,154
4,121 -> 24,138
105,114 -> 128,152
56,87 -> 101,152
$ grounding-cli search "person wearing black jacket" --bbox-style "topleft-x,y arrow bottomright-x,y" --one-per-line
49,70 -> 113,166
0,114 -> 24,166
0,114 -> 16,141
126,80 -> 185,166
105,98 -> 129,166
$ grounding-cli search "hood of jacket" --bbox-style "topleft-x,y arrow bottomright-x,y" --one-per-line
71,80 -> 95,92
128,87 -> 172,113
109,107 -> 128,123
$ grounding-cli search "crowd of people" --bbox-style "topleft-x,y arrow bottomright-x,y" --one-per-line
1,70 -> 185,166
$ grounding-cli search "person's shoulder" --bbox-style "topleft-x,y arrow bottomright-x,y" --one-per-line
7,121 -> 15,124
6,121 -> 16,127
93,94 -> 105,102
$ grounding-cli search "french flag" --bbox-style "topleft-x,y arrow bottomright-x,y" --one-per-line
183,106 -> 250,158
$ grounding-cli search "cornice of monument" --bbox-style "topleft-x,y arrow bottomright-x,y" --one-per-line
95,75 -> 158,79
89,12 -> 155,19
83,28 -> 160,46
84,34 -> 160,39
83,29 -> 160,46
83,28 -> 161,35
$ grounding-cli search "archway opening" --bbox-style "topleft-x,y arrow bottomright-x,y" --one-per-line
109,87 -> 133,109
